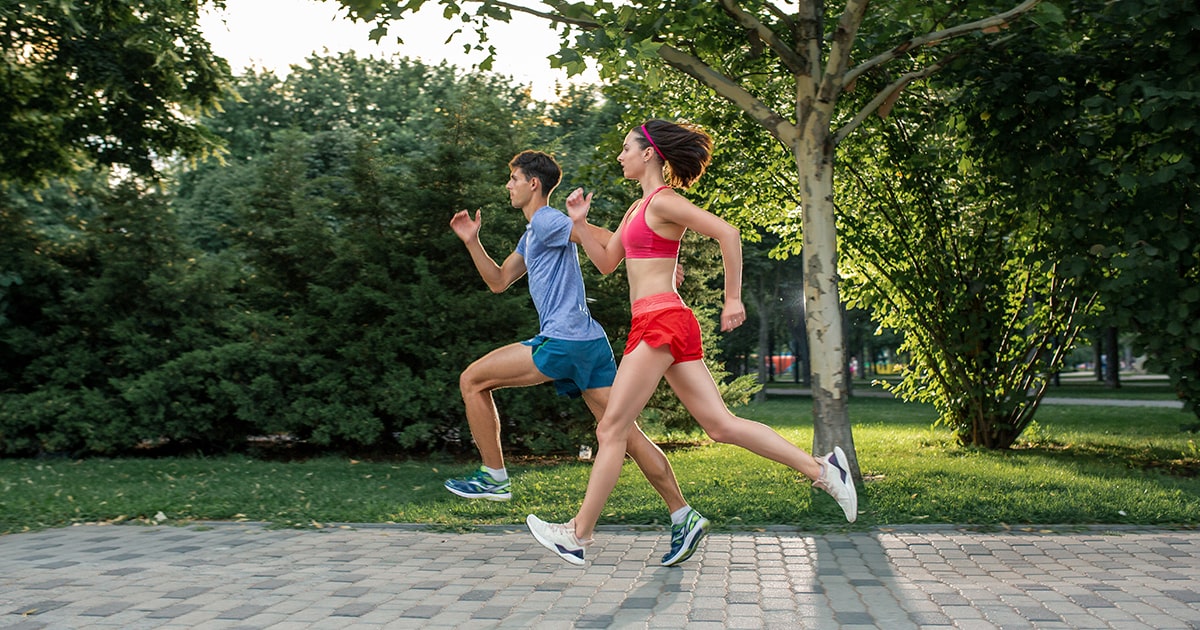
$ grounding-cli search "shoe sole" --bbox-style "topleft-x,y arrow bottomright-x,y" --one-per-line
526,515 -> 585,566
661,518 -> 709,566
444,483 -> 511,501
830,446 -> 858,523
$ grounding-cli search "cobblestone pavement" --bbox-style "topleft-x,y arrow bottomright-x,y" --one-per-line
2,523 -> 1198,629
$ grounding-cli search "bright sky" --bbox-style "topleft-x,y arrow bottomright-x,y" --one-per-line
198,0 -> 597,101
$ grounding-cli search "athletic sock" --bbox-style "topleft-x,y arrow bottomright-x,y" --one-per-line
670,505 -> 692,526
483,465 -> 508,482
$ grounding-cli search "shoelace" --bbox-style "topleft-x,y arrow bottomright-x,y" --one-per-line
552,520 -> 592,546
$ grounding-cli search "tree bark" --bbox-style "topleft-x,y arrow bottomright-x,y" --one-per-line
754,298 -> 770,402
1104,326 -> 1120,388
795,126 -> 858,478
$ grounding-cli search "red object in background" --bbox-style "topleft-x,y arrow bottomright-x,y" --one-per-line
769,356 -> 795,373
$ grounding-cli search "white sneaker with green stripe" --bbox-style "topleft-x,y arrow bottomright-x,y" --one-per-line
661,508 -> 709,566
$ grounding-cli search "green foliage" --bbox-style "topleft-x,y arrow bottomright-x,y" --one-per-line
1,54 -> 618,457
178,67 -> 590,454
0,180 -> 243,454
0,0 -> 229,184
836,72 -> 1092,449
944,0 -> 1200,418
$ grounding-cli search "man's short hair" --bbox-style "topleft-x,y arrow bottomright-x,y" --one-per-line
509,150 -> 561,195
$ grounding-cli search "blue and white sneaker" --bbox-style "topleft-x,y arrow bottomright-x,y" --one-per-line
526,515 -> 591,565
661,508 -> 709,566
444,467 -> 512,501
813,446 -> 858,522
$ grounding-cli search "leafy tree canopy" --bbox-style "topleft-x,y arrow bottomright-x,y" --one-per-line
944,0 -> 1200,415
0,0 -> 229,185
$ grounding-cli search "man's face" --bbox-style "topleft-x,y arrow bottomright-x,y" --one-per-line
506,168 -> 535,208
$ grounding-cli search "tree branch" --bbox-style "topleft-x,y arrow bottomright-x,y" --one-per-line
481,0 -> 600,29
820,0 -> 870,103
844,0 -> 1041,86
717,0 -> 806,73
792,0 -> 822,124
761,0 -> 795,35
353,0 -> 601,31
832,57 -> 949,146
657,43 -> 798,145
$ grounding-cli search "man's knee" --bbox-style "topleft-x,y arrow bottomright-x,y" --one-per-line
459,363 -> 487,395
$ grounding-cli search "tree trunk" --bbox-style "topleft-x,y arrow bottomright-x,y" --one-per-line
842,306 -> 854,397
1104,326 -> 1120,388
768,325 -> 776,382
796,129 -> 857,478
788,306 -> 811,386
753,293 -> 770,403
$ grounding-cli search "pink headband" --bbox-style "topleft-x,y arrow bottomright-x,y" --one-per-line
640,124 -> 666,162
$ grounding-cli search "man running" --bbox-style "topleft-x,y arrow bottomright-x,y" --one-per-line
445,150 -> 708,566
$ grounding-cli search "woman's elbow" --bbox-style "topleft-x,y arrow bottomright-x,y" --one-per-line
723,224 -> 741,243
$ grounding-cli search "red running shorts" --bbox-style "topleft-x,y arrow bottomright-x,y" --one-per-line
624,292 -> 704,364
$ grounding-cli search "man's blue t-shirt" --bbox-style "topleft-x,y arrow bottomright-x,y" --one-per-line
515,206 -> 607,342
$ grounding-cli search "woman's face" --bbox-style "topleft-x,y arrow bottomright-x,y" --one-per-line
617,130 -> 651,179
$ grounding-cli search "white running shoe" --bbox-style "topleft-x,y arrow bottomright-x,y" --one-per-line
526,514 -> 591,565
813,446 -> 858,522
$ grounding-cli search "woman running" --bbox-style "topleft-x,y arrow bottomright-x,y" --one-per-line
526,119 -> 858,566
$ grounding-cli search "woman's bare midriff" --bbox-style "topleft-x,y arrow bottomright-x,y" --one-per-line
626,257 -> 680,302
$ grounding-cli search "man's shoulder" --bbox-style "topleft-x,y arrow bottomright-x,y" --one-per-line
531,205 -> 568,224
528,206 -> 572,243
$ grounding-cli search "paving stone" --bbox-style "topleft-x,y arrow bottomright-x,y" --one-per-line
0,523 -> 1196,628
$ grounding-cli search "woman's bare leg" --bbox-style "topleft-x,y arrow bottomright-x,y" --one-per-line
578,388 -> 686,511
580,388 -> 687,514
664,360 -> 823,480
572,343 -> 676,540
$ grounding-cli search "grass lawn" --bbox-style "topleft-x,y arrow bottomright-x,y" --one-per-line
1,396 -> 1196,535
768,371 -> 1182,401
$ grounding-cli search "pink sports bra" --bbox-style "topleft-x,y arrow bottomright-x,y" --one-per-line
621,186 -> 683,259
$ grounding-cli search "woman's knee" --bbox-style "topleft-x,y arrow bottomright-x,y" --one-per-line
595,417 -> 634,446
700,414 -> 743,444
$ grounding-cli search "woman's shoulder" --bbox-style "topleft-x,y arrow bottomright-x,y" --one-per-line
646,188 -> 701,217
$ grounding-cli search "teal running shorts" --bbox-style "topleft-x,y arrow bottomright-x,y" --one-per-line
522,335 -> 617,398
